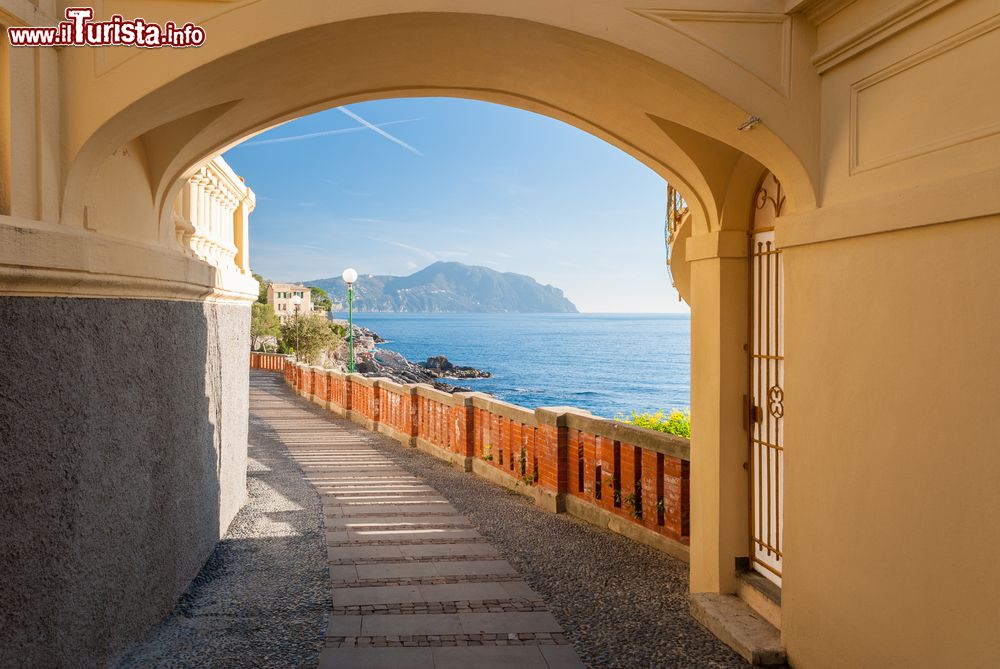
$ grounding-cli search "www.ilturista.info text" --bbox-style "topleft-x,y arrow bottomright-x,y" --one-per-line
6,7 -> 205,48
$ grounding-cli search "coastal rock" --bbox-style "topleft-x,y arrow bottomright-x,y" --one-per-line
321,320 -> 487,394
354,325 -> 385,344
352,345 -> 482,394
419,355 -> 491,379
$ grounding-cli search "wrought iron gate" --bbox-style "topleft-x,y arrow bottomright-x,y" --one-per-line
749,174 -> 784,585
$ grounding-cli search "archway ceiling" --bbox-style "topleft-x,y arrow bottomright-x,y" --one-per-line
61,11 -> 818,236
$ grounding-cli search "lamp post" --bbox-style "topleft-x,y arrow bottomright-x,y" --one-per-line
291,293 -> 302,360
342,268 -> 358,373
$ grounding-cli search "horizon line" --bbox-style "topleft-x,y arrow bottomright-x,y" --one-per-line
325,310 -> 690,316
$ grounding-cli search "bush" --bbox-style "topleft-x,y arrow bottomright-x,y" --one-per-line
616,409 -> 691,439
280,313 -> 343,365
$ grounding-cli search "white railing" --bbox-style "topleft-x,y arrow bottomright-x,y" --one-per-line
172,156 -> 255,275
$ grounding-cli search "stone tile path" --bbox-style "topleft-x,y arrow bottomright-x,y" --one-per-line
251,373 -> 584,669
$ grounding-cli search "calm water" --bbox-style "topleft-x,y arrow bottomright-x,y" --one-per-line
332,313 -> 690,418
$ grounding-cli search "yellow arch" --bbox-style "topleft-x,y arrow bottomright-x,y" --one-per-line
62,12 -> 818,245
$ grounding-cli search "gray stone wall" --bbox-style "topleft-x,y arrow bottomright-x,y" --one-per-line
0,297 -> 250,667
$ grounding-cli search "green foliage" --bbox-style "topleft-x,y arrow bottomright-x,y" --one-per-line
250,302 -> 280,350
616,409 -> 691,439
517,448 -> 535,485
309,285 -> 333,312
251,271 -> 268,304
623,480 -> 642,519
605,474 -> 621,504
280,313 -> 343,365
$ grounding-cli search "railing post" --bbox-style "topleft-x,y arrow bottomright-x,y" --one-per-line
450,393 -> 476,471
407,386 -> 420,447
534,407 -> 573,513
323,370 -> 334,411
344,373 -> 353,414
372,380 -> 381,426
664,456 -> 690,541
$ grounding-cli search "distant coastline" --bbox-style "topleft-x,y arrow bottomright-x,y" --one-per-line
304,261 -> 578,313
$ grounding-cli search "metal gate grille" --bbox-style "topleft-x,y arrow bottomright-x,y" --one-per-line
750,228 -> 784,584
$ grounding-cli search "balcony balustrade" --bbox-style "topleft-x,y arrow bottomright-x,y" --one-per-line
172,157 -> 255,277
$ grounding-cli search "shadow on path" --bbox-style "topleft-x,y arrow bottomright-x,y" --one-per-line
114,379 -> 330,669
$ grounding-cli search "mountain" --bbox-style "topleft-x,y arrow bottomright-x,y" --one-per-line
303,261 -> 578,313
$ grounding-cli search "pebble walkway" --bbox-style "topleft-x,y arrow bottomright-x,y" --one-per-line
251,373 -> 585,669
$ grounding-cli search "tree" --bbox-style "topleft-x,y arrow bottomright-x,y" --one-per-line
250,302 -> 280,350
309,285 -> 333,312
251,271 -> 268,304
281,313 -> 342,364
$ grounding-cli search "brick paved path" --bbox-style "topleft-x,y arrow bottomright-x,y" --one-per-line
251,373 -> 584,669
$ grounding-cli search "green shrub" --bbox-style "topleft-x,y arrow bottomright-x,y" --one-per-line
616,409 -> 691,439
280,313 -> 343,365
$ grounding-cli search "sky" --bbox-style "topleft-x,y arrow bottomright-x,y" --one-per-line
223,98 -> 686,313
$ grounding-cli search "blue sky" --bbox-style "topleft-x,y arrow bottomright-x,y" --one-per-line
223,98 -> 686,313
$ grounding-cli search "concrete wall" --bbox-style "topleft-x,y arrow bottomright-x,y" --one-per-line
0,297 -> 250,667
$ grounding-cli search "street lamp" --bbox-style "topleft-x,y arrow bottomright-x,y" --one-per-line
342,267 -> 358,373
291,293 -> 302,360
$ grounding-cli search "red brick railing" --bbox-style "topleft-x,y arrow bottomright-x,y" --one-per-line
252,353 -> 690,560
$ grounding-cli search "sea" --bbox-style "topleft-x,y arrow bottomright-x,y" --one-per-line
330,312 -> 690,419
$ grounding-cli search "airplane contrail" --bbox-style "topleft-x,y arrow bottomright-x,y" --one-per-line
242,119 -> 417,146
338,106 -> 423,156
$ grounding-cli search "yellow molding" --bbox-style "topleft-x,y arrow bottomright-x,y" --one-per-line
686,230 -> 749,261
776,166 -> 1000,248
0,214 -> 257,302
0,265 -> 256,303
811,0 -> 958,72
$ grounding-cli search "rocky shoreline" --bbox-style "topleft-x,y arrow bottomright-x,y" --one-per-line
334,323 -> 491,393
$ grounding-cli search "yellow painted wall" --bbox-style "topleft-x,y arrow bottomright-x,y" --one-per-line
83,140 -> 157,244
781,216 -> 1000,669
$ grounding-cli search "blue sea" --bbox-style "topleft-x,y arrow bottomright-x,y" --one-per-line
331,313 -> 690,418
